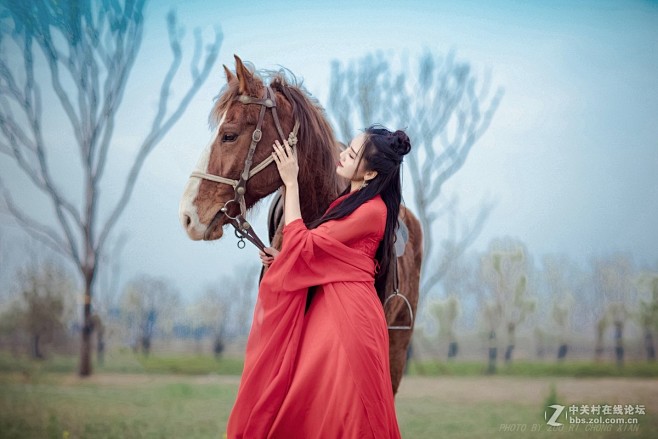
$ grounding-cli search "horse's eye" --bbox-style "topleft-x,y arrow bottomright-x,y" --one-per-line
222,133 -> 238,142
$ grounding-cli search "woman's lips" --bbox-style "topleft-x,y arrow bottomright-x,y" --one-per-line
336,161 -> 343,167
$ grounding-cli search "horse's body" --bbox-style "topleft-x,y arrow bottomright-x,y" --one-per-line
179,56 -> 422,394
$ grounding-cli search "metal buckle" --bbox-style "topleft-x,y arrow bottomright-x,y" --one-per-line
252,129 -> 262,142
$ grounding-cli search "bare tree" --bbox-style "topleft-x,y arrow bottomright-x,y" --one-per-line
328,50 -> 503,308
637,272 -> 658,361
430,244 -> 480,359
0,230 -> 7,296
479,238 -> 535,369
194,264 -> 259,357
0,1 -> 221,375
94,231 -> 128,364
430,295 -> 460,360
541,255 -> 581,361
194,285 -> 229,357
16,259 -> 75,358
120,274 -> 180,356
591,254 -> 637,366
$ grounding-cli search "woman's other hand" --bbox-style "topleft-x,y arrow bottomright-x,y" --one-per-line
259,247 -> 280,267
272,139 -> 299,187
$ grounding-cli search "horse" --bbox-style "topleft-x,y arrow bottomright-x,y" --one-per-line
179,55 -> 422,394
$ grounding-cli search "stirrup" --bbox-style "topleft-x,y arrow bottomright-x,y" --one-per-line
384,289 -> 414,330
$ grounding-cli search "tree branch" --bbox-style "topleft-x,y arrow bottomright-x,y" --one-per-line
97,22 -> 222,253
0,179 -> 76,262
93,1 -> 145,181
327,50 -> 503,306
0,54 -> 84,234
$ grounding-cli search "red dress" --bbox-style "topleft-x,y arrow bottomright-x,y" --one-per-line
227,193 -> 401,439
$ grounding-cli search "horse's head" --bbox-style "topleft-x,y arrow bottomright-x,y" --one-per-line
179,55 -> 297,241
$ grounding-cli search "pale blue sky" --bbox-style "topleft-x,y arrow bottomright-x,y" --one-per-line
1,0 -> 657,301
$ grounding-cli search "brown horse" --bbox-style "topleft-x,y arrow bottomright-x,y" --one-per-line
179,55 -> 422,394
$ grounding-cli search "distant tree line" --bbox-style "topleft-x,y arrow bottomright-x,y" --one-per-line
1,238 -> 654,375
426,237 -> 658,372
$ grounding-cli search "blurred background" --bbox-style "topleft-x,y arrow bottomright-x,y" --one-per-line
0,0 -> 657,437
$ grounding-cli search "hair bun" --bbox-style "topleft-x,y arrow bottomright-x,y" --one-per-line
393,130 -> 411,157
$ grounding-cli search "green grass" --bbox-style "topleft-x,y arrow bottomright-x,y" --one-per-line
2,352 -> 657,437
1,373 -> 656,439
0,352 -> 244,377
406,359 -> 658,377
0,374 -> 235,439
3,352 -> 658,379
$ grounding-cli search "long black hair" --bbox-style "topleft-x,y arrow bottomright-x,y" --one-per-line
308,124 -> 412,303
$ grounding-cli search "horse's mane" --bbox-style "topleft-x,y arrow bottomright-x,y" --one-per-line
211,67 -> 342,223
268,70 -> 342,221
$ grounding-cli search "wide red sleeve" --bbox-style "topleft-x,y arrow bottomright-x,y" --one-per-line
263,197 -> 385,294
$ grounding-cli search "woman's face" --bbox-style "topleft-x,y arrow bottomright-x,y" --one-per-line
336,133 -> 368,181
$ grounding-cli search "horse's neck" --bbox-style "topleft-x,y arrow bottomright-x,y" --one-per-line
298,155 -> 342,223
298,179 -> 341,223
282,86 -> 342,222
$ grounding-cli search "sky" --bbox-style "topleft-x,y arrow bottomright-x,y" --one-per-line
1,0 -> 657,303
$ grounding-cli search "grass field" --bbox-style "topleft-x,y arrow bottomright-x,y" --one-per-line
3,351 -> 658,378
1,354 -> 657,438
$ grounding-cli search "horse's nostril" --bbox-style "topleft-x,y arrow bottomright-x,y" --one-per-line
184,214 -> 192,228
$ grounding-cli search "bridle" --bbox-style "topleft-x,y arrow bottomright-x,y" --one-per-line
190,85 -> 300,251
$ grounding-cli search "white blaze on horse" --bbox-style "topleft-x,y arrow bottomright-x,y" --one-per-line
179,55 -> 422,394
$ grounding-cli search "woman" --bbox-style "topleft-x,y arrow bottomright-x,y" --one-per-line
227,125 -> 411,439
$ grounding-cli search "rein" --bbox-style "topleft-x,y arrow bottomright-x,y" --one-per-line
190,86 -> 300,251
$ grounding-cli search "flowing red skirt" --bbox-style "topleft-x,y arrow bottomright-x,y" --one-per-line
227,198 -> 401,439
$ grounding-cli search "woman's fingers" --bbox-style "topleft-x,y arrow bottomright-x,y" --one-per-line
273,139 -> 292,159
272,139 -> 298,187
260,247 -> 277,267
272,142 -> 284,164
283,140 -> 293,159
274,140 -> 284,155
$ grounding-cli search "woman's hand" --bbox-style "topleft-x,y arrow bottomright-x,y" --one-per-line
259,247 -> 280,267
272,139 -> 299,187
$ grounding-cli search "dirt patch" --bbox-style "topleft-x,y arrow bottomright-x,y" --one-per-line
397,376 -> 658,410
56,373 -> 658,413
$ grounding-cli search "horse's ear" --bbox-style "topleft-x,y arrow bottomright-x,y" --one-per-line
223,64 -> 235,84
234,54 -> 256,95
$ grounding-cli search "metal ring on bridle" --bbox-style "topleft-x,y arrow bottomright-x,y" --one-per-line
220,199 -> 240,220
